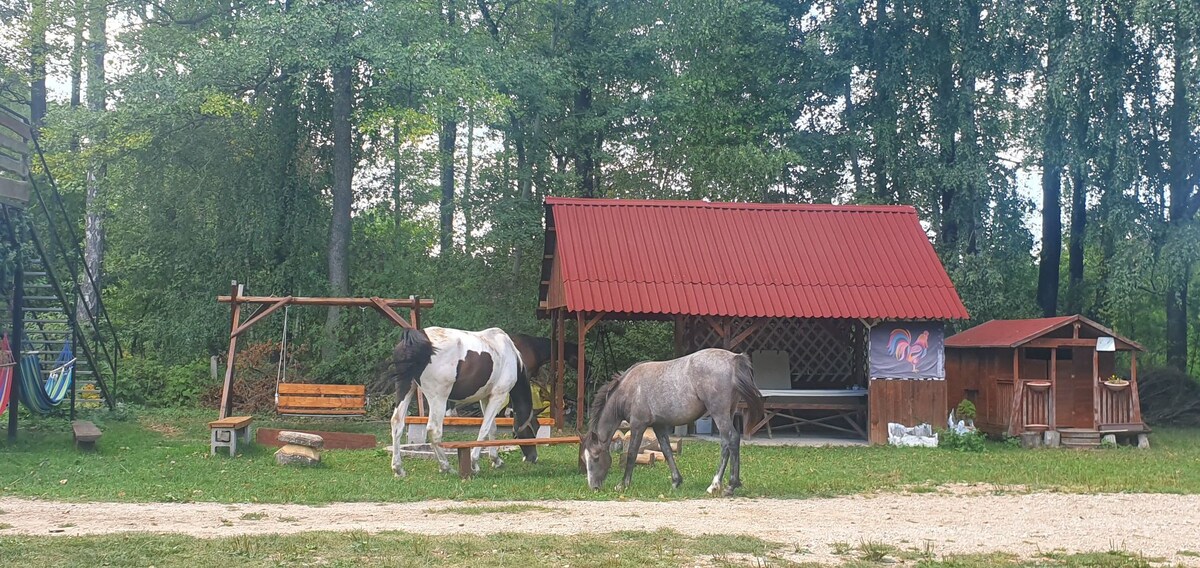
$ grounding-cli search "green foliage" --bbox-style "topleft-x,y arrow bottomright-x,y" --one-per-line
938,429 -> 987,453
955,399 -> 976,421
115,358 -> 217,408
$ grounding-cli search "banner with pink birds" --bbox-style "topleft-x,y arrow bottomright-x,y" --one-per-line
869,322 -> 945,380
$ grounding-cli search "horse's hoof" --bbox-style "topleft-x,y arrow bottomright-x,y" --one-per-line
393,468 -> 407,478
491,459 -> 504,469
706,483 -> 723,495
615,483 -> 628,492
672,478 -> 683,489
723,486 -> 736,497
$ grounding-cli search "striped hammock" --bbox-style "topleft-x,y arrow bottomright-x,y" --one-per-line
17,340 -> 76,415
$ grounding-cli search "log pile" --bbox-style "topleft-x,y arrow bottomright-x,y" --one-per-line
611,427 -> 682,466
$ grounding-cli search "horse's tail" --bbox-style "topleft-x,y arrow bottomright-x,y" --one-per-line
731,353 -> 763,432
380,328 -> 435,399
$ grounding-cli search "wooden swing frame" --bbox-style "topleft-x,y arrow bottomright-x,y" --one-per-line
215,280 -> 434,419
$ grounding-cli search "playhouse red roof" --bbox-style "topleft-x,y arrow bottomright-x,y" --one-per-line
945,315 -> 1144,350
540,198 -> 969,320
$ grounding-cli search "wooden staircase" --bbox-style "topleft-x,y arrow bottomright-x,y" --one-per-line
1059,428 -> 1102,449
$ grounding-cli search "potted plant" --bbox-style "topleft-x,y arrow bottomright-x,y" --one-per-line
1103,374 -> 1130,392
951,399 -> 977,431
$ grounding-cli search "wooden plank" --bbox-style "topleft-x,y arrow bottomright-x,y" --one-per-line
255,428 -> 377,450
554,309 -> 566,429
71,420 -> 102,441
576,311 -> 587,431
369,296 -> 413,328
0,177 -> 32,206
1049,348 -> 1057,431
1024,338 -> 1099,348
0,112 -> 31,140
278,383 -> 365,396
440,436 -> 580,450
219,282 -> 244,419
1093,348 -> 1101,429
0,132 -> 28,155
231,296 -> 292,338
1130,351 -> 1143,424
217,295 -> 434,308
275,408 -> 366,416
277,395 -> 366,408
0,153 -> 27,178
208,415 -> 253,429
403,416 -> 555,426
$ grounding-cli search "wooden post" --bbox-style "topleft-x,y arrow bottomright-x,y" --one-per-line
1130,351 -> 1143,423
576,311 -> 587,432
1049,347 -> 1057,431
218,281 -> 244,419
673,315 -> 684,357
555,309 -> 566,429
409,295 -> 421,329
1092,347 -> 1101,429
7,216 -> 22,442
1008,348 -> 1021,437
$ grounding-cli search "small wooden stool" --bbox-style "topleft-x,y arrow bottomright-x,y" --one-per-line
71,420 -> 102,451
208,416 -> 254,456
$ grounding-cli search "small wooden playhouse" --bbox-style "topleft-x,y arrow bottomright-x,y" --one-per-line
945,315 -> 1147,448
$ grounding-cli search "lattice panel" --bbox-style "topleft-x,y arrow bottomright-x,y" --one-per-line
683,317 -> 866,388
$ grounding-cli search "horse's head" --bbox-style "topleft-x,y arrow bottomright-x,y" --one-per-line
513,415 -> 539,463
581,429 -> 613,490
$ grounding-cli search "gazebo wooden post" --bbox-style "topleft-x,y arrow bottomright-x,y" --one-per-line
1130,351 -> 1142,422
553,308 -> 566,428
574,311 -> 605,431
1092,347 -> 1101,429
1049,347 -> 1057,431
673,315 -> 685,357
219,281 -> 244,419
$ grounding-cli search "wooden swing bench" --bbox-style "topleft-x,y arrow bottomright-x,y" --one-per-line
277,383 -> 367,416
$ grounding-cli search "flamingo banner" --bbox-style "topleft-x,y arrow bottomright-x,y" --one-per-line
869,322 -> 945,380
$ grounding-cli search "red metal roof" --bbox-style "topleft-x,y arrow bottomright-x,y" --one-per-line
541,198 -> 969,320
945,315 -> 1144,350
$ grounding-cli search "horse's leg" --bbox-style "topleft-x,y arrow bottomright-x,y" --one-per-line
474,396 -> 507,472
725,413 -> 744,497
390,381 -> 417,477
616,424 -> 645,491
707,414 -> 736,495
426,399 -> 453,474
478,400 -> 501,469
652,425 -> 684,489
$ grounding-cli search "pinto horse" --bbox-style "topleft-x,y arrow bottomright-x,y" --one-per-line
386,327 -> 538,477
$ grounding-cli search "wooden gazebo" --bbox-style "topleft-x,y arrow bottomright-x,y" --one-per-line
537,197 -> 969,442
945,315 -> 1147,447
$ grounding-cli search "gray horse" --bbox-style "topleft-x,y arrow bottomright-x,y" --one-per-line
581,348 -> 764,496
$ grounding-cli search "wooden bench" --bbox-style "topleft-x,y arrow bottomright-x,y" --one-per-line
208,415 -> 254,456
440,436 -> 580,479
404,416 -> 555,443
71,420 -> 102,451
277,383 -> 367,416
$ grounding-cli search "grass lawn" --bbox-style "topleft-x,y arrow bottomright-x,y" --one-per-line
1,408 -> 1199,504
0,529 -> 1170,567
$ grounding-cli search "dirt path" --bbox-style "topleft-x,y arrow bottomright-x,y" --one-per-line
3,490 -> 1198,565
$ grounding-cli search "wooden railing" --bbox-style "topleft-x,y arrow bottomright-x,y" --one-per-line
1097,383 -> 1136,427
1019,383 -> 1052,429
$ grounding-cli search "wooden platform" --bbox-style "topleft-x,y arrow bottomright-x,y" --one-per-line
255,428 -> 377,450
71,420 -> 102,451
1059,428 -> 1101,449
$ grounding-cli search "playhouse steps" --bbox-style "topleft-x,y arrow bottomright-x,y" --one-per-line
1058,428 -> 1102,449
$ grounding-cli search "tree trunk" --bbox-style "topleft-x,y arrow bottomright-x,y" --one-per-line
323,63 -> 354,359
29,0 -> 47,126
1066,85 -> 1090,316
1037,25 -> 1065,318
1164,17 -> 1193,372
438,117 -> 457,254
463,109 -> 474,255
392,118 -> 403,230
76,0 -> 106,330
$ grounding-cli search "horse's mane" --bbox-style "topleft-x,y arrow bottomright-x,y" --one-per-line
588,363 -> 646,431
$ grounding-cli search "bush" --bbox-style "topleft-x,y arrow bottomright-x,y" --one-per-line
1137,366 -> 1200,425
954,399 -> 976,421
938,428 -> 986,452
116,357 -> 216,408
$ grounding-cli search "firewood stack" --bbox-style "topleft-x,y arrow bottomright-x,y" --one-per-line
611,426 -> 682,466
